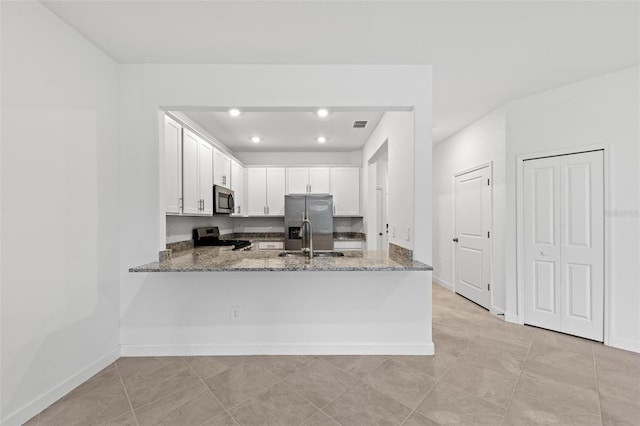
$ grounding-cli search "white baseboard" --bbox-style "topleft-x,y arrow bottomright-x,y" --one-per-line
2,346 -> 120,426
432,276 -> 453,291
504,312 -> 521,324
608,336 -> 640,354
121,342 -> 435,357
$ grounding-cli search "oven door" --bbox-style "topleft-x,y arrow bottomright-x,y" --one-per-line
214,186 -> 235,214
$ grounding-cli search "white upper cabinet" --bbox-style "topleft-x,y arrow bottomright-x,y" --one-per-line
247,168 -> 267,216
213,148 -> 231,188
230,160 -> 244,215
198,141 -> 213,215
287,168 -> 309,194
182,129 -> 200,215
182,128 -> 213,216
331,167 -> 360,216
164,116 -> 182,214
286,167 -> 330,194
266,167 -> 286,215
308,168 -> 330,193
246,167 -> 286,215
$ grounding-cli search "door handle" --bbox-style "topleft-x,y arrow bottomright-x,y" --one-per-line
540,251 -> 547,256
453,238 -> 459,243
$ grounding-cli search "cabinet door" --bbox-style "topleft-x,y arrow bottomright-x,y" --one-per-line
213,148 -> 231,187
182,129 -> 200,215
198,140 -> 213,215
231,160 -> 244,215
331,167 -> 360,215
247,168 -> 267,215
266,167 -> 286,215
164,116 -> 182,214
309,167 -> 330,193
287,167 -> 309,194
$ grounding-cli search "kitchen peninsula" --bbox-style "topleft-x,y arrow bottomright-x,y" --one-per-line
126,244 -> 434,356
130,245 -> 432,272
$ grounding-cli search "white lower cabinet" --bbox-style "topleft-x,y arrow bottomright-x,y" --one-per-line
334,240 -> 364,250
247,167 -> 286,215
257,241 -> 284,250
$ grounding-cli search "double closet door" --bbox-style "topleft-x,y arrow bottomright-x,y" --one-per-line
523,150 -> 604,341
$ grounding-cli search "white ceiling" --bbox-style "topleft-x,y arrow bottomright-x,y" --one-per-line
180,109 -> 385,152
41,1 -> 639,143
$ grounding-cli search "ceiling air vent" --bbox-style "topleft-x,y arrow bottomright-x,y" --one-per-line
353,120 -> 368,129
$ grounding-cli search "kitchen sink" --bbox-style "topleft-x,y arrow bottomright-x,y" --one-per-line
278,251 -> 345,258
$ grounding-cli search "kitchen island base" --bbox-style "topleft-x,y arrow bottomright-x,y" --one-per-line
121,271 -> 433,356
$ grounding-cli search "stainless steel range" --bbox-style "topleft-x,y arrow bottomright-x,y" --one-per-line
193,227 -> 251,250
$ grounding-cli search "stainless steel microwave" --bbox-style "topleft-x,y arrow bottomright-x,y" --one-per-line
213,185 -> 235,215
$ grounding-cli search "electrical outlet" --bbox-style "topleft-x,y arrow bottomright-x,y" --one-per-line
229,306 -> 240,320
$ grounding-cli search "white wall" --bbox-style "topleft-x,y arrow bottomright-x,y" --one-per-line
504,67 -> 640,352
0,2 -> 120,424
236,151 -> 362,166
119,64 -> 432,354
432,108 -> 507,313
362,112 -> 419,253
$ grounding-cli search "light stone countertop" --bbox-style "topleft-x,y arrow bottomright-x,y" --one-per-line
129,246 -> 432,272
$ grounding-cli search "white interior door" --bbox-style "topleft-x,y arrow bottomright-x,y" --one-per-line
454,166 -> 491,309
523,150 -> 604,341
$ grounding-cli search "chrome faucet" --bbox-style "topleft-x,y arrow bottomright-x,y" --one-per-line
301,212 -> 313,258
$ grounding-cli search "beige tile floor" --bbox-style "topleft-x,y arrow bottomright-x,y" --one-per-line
24,284 -> 640,425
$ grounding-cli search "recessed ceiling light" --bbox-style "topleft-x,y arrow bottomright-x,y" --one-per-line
251,136 -> 261,143
229,108 -> 241,117
317,136 -> 327,144
316,108 -> 329,118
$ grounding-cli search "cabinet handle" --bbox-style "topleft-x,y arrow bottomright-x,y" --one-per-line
179,197 -> 183,210
308,184 -> 311,193
266,206 -> 269,215
333,205 -> 336,214
238,205 -> 241,214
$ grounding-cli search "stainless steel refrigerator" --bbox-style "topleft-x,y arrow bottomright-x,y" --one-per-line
284,194 -> 334,251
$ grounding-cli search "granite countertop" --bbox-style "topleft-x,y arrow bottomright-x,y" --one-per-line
130,246 -> 432,273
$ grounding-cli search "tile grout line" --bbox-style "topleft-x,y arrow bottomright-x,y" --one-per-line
182,358 -> 241,426
499,329 -> 535,426
591,343 -> 605,425
256,357 -> 346,424
114,361 -> 141,426
399,336 -> 470,426
400,295 -> 484,426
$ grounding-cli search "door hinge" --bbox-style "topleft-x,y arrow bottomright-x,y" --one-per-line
488,283 -> 491,291
487,178 -> 490,186
487,231 -> 490,238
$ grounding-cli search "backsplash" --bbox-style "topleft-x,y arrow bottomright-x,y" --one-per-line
166,215 -> 234,243
166,216 -> 363,243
